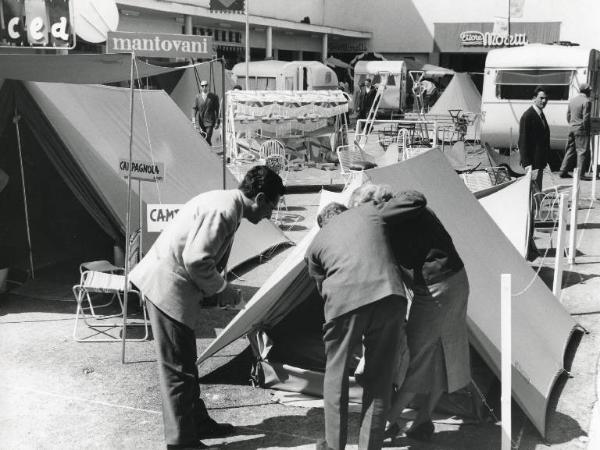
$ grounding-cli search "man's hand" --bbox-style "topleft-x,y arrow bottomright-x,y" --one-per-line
215,284 -> 241,307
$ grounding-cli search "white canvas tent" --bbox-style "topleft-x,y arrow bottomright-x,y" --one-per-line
429,72 -> 482,115
198,150 -> 579,438
0,54 -> 289,275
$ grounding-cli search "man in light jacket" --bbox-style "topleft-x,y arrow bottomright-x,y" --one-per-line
559,82 -> 593,180
131,166 -> 284,449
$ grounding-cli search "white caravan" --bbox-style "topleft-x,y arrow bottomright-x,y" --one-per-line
481,44 -> 600,151
353,60 -> 408,113
232,60 -> 338,91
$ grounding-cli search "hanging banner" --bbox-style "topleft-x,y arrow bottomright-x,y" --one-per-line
119,159 -> 165,182
209,0 -> 245,13
147,204 -> 182,232
0,0 -> 75,48
107,31 -> 213,58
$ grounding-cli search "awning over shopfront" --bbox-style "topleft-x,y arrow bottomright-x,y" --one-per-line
0,54 -> 180,84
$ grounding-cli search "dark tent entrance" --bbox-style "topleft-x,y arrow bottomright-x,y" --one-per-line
0,83 -> 115,280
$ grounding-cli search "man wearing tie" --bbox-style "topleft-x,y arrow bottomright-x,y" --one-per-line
193,80 -> 220,146
518,86 -> 550,190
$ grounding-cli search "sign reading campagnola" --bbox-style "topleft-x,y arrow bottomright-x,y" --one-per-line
460,30 -> 528,47
107,31 -> 213,58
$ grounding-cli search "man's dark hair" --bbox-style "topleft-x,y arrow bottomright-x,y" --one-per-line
232,84 -> 243,90
317,202 -> 348,228
533,86 -> 547,97
239,165 -> 285,203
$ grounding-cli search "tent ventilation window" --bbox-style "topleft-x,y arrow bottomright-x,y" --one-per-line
495,69 -> 573,100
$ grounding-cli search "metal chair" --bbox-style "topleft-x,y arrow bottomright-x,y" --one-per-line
259,138 -> 287,159
72,229 -> 149,355
264,154 -> 289,221
336,143 -> 377,189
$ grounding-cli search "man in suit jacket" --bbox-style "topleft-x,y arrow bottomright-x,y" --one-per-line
131,166 -> 284,449
518,86 -> 550,189
193,80 -> 220,145
306,202 -> 407,450
559,82 -> 593,180
359,78 -> 377,120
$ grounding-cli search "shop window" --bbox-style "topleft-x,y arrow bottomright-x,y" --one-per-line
495,69 -> 573,100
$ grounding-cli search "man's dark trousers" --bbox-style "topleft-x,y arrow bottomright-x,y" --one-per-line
323,295 -> 405,450
147,300 -> 211,446
560,131 -> 590,176
200,124 -> 214,146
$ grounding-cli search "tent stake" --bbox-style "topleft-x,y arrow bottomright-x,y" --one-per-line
13,110 -> 35,280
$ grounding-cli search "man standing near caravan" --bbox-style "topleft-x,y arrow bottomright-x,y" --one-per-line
518,86 -> 550,189
192,80 -> 220,146
559,82 -> 592,180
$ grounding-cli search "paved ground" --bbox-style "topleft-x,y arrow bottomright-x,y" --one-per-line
1,166 -> 600,450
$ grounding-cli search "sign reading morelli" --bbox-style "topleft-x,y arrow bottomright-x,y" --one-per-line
107,31 -> 213,58
460,30 -> 528,47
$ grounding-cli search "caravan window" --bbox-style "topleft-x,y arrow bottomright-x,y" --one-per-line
240,77 -> 277,90
495,69 -> 573,100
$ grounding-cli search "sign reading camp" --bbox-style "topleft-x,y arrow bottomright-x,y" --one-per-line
119,159 -> 165,182
0,0 -> 74,48
147,204 -> 182,233
107,31 -> 213,58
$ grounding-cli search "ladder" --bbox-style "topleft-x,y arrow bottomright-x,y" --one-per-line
356,72 -> 388,148
408,70 -> 430,143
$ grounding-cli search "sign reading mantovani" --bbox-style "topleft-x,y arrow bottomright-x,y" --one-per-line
107,31 -> 213,58
147,204 -> 182,233
119,159 -> 165,182
460,30 -> 528,47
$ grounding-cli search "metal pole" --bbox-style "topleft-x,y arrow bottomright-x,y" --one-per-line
568,168 -> 580,265
122,54 -> 136,364
245,0 -> 250,88
501,273 -> 512,450
221,58 -> 227,190
553,193 -> 568,299
13,110 -> 35,280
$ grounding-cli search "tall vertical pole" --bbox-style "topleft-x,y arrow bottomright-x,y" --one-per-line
122,53 -> 136,364
501,273 -> 512,450
221,58 -> 227,190
245,0 -> 250,88
507,0 -> 511,38
13,111 -> 35,279
568,168 -> 580,265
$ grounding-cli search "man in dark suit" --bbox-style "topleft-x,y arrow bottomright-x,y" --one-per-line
518,86 -> 550,189
193,80 -> 220,145
559,82 -> 593,180
306,202 -> 407,450
359,78 -> 377,121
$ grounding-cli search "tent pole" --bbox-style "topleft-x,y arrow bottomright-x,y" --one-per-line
13,110 -> 35,280
221,58 -> 227,190
122,53 -> 136,364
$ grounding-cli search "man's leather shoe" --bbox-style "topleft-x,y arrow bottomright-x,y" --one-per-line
559,172 -> 572,179
580,175 -> 592,181
198,418 -> 235,439
405,420 -> 434,441
167,442 -> 218,449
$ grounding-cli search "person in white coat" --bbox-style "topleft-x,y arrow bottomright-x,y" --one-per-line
131,166 -> 284,449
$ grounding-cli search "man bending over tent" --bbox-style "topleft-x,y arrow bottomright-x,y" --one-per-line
306,201 -> 408,450
131,166 -> 285,449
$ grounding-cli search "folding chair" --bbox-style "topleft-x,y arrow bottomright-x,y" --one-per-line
72,229 -> 149,352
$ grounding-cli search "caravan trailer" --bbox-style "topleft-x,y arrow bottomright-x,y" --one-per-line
232,60 -> 338,91
353,60 -> 408,113
481,44 -> 600,151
